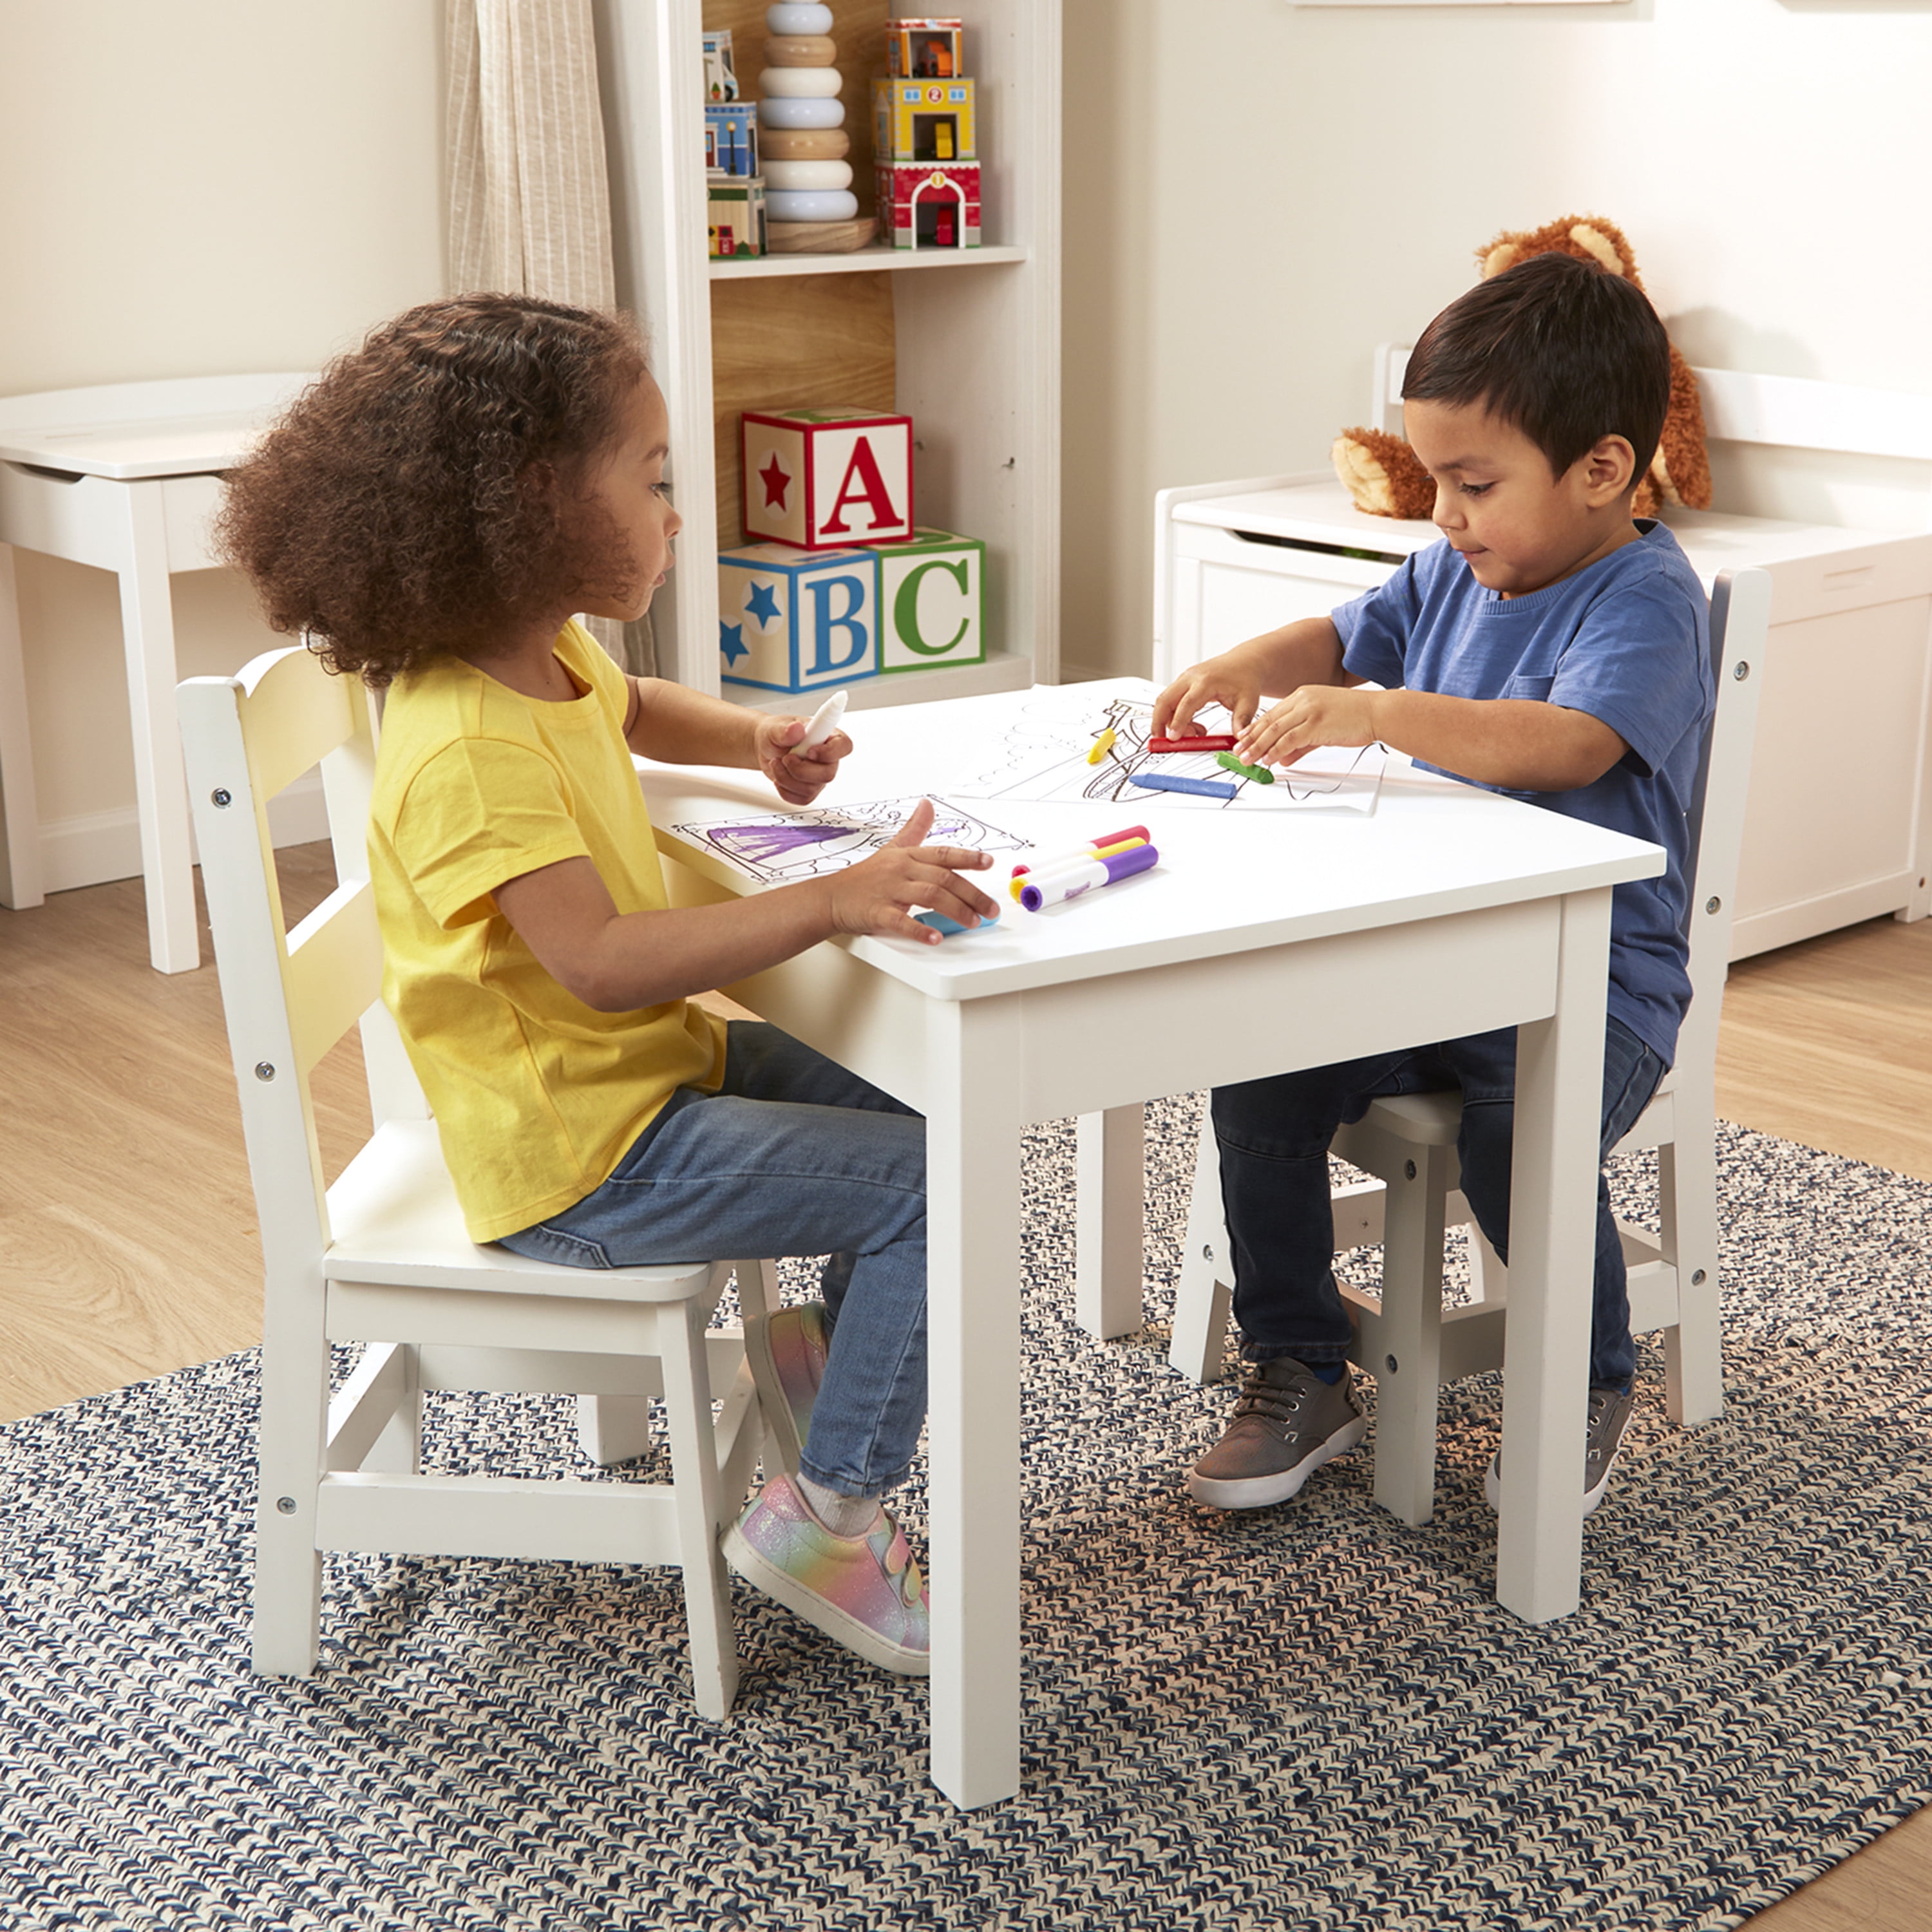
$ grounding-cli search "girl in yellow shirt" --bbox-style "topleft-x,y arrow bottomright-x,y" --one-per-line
220,294 -> 997,1676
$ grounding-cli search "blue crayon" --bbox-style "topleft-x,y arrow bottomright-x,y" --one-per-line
915,904 -> 1001,937
1128,771 -> 1239,801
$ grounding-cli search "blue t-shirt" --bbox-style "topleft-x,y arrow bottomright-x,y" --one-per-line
1332,521 -> 1712,1066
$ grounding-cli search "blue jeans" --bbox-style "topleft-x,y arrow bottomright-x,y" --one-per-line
1209,1018 -> 1665,1389
498,1021 -> 927,1498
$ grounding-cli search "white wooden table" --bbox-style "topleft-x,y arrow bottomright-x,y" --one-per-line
0,372 -> 315,970
636,680 -> 1663,1809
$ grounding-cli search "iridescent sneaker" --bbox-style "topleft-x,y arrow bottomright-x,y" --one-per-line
1186,1356 -> 1368,1510
746,1301 -> 828,1472
722,1473 -> 931,1674
1483,1383 -> 1635,1517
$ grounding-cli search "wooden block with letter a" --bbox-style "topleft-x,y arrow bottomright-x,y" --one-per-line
740,408 -> 914,549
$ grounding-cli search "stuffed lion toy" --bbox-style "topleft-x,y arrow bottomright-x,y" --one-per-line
1333,216 -> 1712,522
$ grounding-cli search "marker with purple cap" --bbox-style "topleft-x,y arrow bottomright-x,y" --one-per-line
1018,840 -> 1159,911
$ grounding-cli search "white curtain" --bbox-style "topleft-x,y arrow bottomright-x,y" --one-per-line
447,0 -> 653,672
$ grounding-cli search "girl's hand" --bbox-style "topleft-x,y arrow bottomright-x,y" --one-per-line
757,714 -> 852,805
824,799 -> 999,945
1237,686 -> 1380,768
1150,654 -> 1264,741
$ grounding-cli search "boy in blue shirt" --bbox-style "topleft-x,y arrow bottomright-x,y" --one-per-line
1152,252 -> 1713,1518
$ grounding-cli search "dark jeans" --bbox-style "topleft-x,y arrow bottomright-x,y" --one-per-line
1209,1018 -> 1665,1389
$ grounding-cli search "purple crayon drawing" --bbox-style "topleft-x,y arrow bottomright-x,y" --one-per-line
670,795 -> 1028,886
710,819 -> 863,867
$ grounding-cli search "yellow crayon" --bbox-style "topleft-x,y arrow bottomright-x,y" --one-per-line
1085,726 -> 1116,765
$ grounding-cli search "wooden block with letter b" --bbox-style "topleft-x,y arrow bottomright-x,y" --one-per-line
741,408 -> 915,550
857,527 -> 985,673
718,543 -> 881,694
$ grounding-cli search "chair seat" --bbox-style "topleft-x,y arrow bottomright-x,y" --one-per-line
1358,1091 -> 1463,1144
1359,1067 -> 1681,1165
327,1119 -> 714,1303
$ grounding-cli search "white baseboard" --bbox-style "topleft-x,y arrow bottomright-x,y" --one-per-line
37,771 -> 331,896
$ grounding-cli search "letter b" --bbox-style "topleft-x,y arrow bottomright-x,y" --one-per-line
807,574 -> 872,675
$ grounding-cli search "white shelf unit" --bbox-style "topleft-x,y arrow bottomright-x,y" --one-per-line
594,0 -> 1061,704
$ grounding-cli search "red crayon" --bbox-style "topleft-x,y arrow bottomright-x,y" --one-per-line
1148,734 -> 1236,754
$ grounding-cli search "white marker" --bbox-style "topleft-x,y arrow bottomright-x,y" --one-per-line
797,687 -> 848,752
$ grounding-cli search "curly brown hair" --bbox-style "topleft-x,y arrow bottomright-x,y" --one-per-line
217,294 -> 649,685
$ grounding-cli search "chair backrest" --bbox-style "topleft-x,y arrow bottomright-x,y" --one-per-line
1674,568 -> 1770,1081
178,645 -> 427,1270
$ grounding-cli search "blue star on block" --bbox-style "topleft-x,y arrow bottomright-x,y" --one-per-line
719,620 -> 748,665
745,580 -> 781,627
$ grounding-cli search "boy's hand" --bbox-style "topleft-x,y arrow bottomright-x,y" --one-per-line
756,714 -> 853,806
824,799 -> 999,945
1151,656 -> 1264,741
1238,686 -> 1380,768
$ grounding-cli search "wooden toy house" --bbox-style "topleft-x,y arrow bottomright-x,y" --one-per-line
702,29 -> 739,101
876,162 -> 981,250
741,408 -> 915,549
873,77 -> 976,164
707,176 -> 767,260
704,102 -> 759,178
887,17 -> 963,80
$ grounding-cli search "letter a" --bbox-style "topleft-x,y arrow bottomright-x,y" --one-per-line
819,434 -> 904,536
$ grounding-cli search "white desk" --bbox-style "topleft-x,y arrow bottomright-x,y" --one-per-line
636,681 -> 1663,1808
0,372 -> 316,971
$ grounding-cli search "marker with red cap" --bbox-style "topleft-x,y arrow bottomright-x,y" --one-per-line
1018,840 -> 1159,911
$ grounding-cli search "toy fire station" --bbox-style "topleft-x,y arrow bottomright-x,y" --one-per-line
874,17 -> 980,249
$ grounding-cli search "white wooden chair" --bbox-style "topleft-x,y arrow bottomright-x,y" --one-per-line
1166,568 -> 1772,1526
179,643 -> 774,1718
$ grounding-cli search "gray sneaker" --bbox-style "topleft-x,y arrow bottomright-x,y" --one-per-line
1186,1357 -> 1368,1510
1482,1383 -> 1634,1517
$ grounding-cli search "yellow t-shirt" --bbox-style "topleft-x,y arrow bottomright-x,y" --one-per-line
368,621 -> 726,1243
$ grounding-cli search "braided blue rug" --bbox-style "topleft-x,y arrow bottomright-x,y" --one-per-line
4,1103 -> 1929,1931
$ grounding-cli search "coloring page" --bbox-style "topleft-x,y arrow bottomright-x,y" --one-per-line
943,688 -> 1385,812
668,795 -> 1030,886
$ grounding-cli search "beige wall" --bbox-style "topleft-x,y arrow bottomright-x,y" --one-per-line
8,1 -> 1931,858
1060,0 -> 1932,681
0,0 -> 444,882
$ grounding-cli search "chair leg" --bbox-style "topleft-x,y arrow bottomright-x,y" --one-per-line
1170,1114 -> 1233,1383
576,1392 -> 656,1468
1368,1138 -> 1451,1528
1464,1213 -> 1508,1304
729,1258 -> 789,1477
1660,1103 -> 1724,1426
657,1294 -> 739,1722
366,1345 -> 422,1474
252,1286 -> 331,1676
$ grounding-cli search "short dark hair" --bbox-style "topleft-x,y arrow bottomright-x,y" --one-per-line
217,294 -> 649,686
1401,253 -> 1671,487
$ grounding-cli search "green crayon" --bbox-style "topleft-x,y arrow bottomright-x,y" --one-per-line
1215,750 -> 1274,784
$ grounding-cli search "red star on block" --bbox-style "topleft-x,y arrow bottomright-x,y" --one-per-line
758,453 -> 791,511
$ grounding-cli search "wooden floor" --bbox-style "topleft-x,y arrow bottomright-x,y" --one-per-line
3,853 -> 1929,1926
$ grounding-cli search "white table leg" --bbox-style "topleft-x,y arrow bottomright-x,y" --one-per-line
0,542 -> 45,909
925,996 -> 1024,1808
1493,884 -> 1612,1622
1075,1105 -> 1145,1340
113,484 -> 199,972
